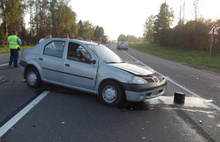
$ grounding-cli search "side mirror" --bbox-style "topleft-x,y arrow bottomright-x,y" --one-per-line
85,58 -> 96,64
91,60 -> 96,64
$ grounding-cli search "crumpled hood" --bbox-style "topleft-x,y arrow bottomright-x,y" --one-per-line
110,63 -> 155,76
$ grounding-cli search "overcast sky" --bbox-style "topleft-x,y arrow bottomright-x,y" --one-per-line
69,0 -> 220,40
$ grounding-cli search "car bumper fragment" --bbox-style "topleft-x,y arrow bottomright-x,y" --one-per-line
122,79 -> 167,102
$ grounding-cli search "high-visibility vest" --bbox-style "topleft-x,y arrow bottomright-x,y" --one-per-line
8,35 -> 19,49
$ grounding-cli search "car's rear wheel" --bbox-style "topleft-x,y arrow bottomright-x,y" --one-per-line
99,81 -> 124,106
25,67 -> 41,88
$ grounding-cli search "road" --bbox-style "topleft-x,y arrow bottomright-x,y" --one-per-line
0,43 -> 220,142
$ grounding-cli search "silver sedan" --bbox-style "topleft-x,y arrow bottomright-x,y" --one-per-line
19,38 -> 167,106
117,42 -> 128,50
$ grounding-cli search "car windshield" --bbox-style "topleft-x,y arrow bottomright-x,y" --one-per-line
121,42 -> 127,45
87,44 -> 124,63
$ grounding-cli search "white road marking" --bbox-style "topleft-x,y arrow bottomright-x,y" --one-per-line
0,63 -> 9,67
123,51 -> 220,112
0,91 -> 50,137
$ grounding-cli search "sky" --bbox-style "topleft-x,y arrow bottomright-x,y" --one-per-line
69,0 -> 220,40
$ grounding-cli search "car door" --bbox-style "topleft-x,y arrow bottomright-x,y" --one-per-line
37,40 -> 65,83
63,42 -> 98,92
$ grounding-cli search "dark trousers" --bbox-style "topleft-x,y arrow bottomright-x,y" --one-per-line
9,49 -> 19,66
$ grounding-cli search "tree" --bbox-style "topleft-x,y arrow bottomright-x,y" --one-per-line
0,0 -> 25,44
34,0 -> 50,40
117,34 -> 126,42
182,19 -> 211,50
0,0 -> 102,45
143,14 -> 155,42
167,18 -> 215,51
193,0 -> 200,21
154,2 -> 174,46
54,2 -> 77,37
93,26 -> 104,41
77,20 -> 83,38
77,20 -> 94,39
25,0 -> 77,42
117,34 -> 142,42
0,25 -> 6,46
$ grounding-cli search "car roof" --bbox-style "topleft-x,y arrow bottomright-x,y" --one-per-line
46,38 -> 97,45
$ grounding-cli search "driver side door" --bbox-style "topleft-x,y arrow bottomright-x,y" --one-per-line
63,42 -> 98,92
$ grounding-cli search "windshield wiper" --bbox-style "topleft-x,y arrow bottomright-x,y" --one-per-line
106,61 -> 125,64
106,62 -> 118,64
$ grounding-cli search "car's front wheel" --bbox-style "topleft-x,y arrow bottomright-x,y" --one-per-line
99,81 -> 124,106
25,67 -> 41,88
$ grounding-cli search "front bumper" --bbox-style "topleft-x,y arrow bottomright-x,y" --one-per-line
118,46 -> 128,49
122,78 -> 167,102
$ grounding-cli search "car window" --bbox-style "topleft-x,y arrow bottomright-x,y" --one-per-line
43,41 -> 65,58
87,44 -> 124,63
67,42 -> 91,62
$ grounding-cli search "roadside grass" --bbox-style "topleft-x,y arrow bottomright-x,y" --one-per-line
1,43 -> 219,73
0,46 -> 32,53
129,43 -> 220,74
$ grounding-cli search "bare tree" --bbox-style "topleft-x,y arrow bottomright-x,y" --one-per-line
143,15 -> 155,42
193,0 -> 199,21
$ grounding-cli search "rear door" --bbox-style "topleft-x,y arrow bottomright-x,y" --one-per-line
63,42 -> 98,92
37,40 -> 65,83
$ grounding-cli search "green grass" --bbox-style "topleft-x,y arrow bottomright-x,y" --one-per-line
1,43 -> 220,73
0,46 -> 32,53
129,43 -> 220,73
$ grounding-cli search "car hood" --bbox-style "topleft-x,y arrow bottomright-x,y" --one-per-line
110,63 -> 155,76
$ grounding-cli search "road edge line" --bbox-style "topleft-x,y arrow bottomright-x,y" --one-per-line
123,50 -> 220,112
0,91 -> 50,138
0,63 -> 9,67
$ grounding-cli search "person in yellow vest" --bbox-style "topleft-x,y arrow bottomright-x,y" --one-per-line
8,31 -> 22,67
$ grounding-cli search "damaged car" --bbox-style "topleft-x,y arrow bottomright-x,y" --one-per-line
19,38 -> 167,106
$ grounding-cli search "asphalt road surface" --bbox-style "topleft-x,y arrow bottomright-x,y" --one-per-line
0,43 -> 220,142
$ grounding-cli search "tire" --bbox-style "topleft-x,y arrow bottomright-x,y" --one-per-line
99,81 -> 124,106
25,67 -> 41,88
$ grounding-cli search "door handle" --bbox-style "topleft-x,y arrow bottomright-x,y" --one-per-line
65,64 -> 70,67
39,58 -> 43,60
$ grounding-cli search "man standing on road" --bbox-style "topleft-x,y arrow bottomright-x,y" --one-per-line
63,33 -> 70,39
39,33 -> 52,43
8,30 -> 22,67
